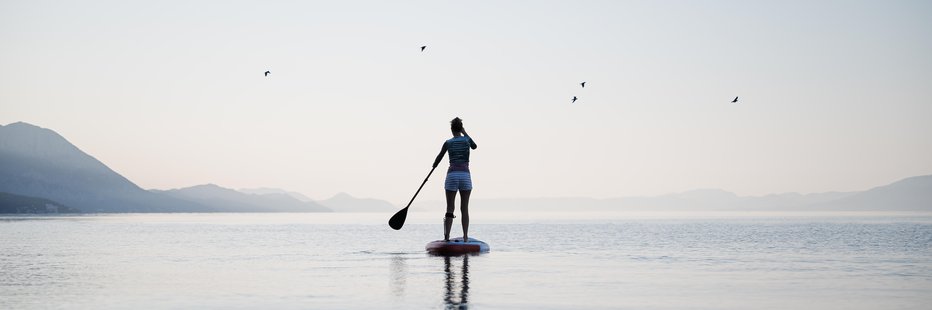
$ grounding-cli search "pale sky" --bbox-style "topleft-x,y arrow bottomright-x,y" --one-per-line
2,0 -> 931,204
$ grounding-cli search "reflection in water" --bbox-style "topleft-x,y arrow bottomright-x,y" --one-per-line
389,254 -> 407,298
443,255 -> 470,309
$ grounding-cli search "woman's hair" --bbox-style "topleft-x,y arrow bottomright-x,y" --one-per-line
450,117 -> 464,133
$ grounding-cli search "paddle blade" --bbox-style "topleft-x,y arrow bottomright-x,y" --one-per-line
388,207 -> 409,230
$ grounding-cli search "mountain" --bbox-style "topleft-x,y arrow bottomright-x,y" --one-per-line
609,189 -> 856,211
155,184 -> 331,212
318,192 -> 395,212
238,188 -> 395,212
0,192 -> 80,214
3,121 -> 927,213
238,187 -> 314,202
0,122 -> 211,212
810,175 -> 932,211
411,190 -> 783,212
410,176 -> 929,212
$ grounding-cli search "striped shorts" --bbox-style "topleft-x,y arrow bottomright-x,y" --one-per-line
444,171 -> 473,191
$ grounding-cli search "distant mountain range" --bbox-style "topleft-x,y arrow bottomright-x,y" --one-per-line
1,121 -> 929,213
162,186 -> 395,212
0,122 -> 391,213
411,175 -> 932,212
810,175 -> 932,211
317,192 -> 396,212
152,184 -> 331,212
237,188 -> 394,212
239,187 -> 315,202
0,122 -> 207,213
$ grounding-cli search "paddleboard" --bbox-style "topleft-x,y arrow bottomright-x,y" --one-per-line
426,237 -> 490,255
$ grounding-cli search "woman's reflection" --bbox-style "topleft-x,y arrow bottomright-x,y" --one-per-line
443,255 -> 470,309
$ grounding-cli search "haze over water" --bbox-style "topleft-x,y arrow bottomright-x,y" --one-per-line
2,212 -> 930,309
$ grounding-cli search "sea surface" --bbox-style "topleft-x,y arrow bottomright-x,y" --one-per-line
2,212 -> 931,309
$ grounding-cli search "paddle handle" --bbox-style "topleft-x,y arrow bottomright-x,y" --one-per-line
404,166 -> 437,209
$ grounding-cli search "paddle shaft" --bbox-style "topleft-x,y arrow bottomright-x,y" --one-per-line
389,166 -> 438,230
405,166 -> 437,209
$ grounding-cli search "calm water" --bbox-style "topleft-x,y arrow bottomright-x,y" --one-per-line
2,212 -> 931,309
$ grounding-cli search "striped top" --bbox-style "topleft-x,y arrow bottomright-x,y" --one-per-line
432,135 -> 478,172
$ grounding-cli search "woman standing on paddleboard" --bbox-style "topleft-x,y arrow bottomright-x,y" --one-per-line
432,117 -> 477,242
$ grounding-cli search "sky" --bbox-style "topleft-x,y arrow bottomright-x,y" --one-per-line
1,0 -> 931,204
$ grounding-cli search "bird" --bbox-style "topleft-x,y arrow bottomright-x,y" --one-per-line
264,71 -> 271,77
731,96 -> 738,103
572,96 -> 578,103
421,45 -> 427,52
581,82 -> 586,88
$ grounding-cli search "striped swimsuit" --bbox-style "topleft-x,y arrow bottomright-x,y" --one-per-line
433,135 -> 477,191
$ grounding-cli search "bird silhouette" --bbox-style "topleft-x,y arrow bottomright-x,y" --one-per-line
572,96 -> 578,103
581,82 -> 586,88
421,45 -> 427,52
731,96 -> 738,103
264,71 -> 271,77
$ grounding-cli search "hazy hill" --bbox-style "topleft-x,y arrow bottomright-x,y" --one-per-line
810,175 -> 932,211
156,184 -> 331,212
2,121 -> 927,214
238,188 -> 394,212
411,176 -> 928,212
0,122 -> 210,212
0,192 -> 80,214
607,189 -> 856,211
318,192 -> 396,212
238,187 -> 314,202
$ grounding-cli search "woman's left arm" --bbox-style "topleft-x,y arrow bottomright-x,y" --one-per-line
463,130 -> 477,150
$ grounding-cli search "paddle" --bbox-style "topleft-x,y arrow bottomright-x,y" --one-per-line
389,166 -> 437,230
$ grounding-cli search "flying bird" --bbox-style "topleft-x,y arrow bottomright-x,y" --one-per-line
264,71 -> 271,77
731,96 -> 738,103
572,96 -> 578,103
421,45 -> 427,52
581,82 -> 586,88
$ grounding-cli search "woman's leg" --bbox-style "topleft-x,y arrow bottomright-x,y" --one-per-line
444,190 -> 456,241
460,190 -> 470,241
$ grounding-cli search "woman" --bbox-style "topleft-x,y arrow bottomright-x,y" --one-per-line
432,117 -> 478,242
